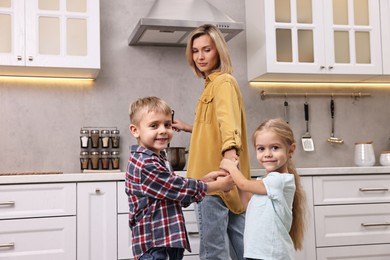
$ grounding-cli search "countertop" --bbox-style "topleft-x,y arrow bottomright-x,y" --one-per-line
1,166 -> 390,185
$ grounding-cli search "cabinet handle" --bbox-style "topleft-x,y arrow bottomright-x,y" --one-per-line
28,56 -> 33,61
95,188 -> 101,193
328,66 -> 334,70
361,222 -> 390,227
359,188 -> 389,192
17,56 -> 22,61
320,66 -> 325,69
0,201 -> 15,206
0,242 -> 15,249
188,231 -> 199,235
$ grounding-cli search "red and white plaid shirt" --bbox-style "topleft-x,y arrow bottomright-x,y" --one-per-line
125,145 -> 208,260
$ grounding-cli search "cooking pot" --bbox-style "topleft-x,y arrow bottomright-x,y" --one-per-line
166,147 -> 187,171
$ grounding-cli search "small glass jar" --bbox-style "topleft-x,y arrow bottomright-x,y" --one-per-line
111,130 -> 120,148
90,151 -> 100,170
101,150 -> 110,170
111,151 -> 120,169
80,151 -> 90,170
91,130 -> 100,148
80,129 -> 90,148
101,130 -> 110,148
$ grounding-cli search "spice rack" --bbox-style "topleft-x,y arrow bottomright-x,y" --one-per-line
79,127 -> 121,172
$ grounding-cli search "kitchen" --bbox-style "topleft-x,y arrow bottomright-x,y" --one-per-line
1,0 -> 390,259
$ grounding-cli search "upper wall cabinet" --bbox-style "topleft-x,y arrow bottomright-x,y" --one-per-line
0,0 -> 100,79
246,0 -> 382,82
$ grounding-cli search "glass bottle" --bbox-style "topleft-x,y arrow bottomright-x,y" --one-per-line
80,129 -> 90,148
111,130 -> 120,148
90,151 -> 100,170
80,151 -> 90,170
91,130 -> 100,148
101,130 -> 110,148
111,151 -> 120,170
101,150 -> 110,170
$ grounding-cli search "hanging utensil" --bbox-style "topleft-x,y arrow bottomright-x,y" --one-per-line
327,97 -> 344,144
301,101 -> 314,151
283,97 -> 289,124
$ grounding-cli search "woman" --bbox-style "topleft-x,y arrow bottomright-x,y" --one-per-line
172,24 -> 250,260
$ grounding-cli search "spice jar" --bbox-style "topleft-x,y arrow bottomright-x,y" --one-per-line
91,130 -> 100,148
80,151 -> 90,170
111,151 -> 120,169
90,151 -> 100,170
101,150 -> 110,170
80,129 -> 90,148
101,130 -> 110,148
111,130 -> 120,148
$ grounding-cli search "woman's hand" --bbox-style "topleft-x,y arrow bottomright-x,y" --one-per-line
202,170 -> 228,182
220,158 -> 239,173
172,118 -> 193,133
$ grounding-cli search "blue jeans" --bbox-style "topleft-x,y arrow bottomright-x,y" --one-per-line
139,247 -> 184,260
195,195 -> 245,260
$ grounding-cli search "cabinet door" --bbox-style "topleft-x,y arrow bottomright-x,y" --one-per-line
0,216 -> 76,260
295,176 -> 317,260
380,0 -> 390,74
322,0 -> 382,75
317,243 -> 390,260
118,213 -> 134,260
77,182 -> 117,260
0,0 -> 25,66
25,0 -> 100,69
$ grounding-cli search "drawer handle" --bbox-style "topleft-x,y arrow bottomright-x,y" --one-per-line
361,222 -> 390,227
0,201 -> 15,206
95,188 -> 101,193
359,188 -> 389,192
0,242 -> 15,249
188,231 -> 199,235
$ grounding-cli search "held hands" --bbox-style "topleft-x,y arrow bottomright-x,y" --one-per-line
220,158 -> 239,174
203,170 -> 235,193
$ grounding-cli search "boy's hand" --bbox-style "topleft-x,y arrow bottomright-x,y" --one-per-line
202,170 -> 228,182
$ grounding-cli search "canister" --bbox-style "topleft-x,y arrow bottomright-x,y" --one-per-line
111,130 -> 120,148
101,130 -> 110,148
354,141 -> 375,166
80,129 -> 90,148
111,151 -> 120,169
91,130 -> 100,148
101,150 -> 110,170
80,151 -> 90,170
90,151 -> 100,169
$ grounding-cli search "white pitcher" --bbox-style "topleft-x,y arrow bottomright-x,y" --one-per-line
354,141 -> 375,166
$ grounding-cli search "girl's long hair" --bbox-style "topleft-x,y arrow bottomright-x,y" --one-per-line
252,118 -> 306,250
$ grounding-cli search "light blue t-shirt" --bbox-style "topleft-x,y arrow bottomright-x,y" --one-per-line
244,172 -> 296,260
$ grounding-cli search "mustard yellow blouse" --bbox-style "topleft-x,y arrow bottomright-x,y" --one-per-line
186,71 -> 250,214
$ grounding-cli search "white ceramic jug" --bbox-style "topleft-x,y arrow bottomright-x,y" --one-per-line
354,141 -> 375,166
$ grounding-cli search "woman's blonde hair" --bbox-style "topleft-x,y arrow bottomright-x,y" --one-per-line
252,118 -> 306,250
129,96 -> 172,126
185,24 -> 233,78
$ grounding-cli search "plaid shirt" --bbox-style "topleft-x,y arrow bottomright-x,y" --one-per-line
125,145 -> 208,260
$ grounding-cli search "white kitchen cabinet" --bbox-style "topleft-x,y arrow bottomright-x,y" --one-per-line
295,176 -> 316,260
0,183 -> 76,260
77,182 -> 117,260
246,0 -> 382,82
0,0 -> 100,78
312,174 -> 390,258
380,0 -> 390,76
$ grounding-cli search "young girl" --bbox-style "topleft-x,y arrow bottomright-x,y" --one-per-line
220,118 -> 306,260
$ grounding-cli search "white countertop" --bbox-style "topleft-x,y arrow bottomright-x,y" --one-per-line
1,166 -> 390,185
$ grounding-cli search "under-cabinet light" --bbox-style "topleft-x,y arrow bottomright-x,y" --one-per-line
0,75 -> 95,82
249,81 -> 390,88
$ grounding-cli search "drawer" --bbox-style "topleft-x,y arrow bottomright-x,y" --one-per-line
317,243 -> 390,260
315,203 -> 390,247
313,175 -> 390,205
0,216 -> 76,260
0,183 -> 76,219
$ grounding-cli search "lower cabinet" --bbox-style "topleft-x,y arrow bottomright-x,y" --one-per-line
77,182 -> 117,260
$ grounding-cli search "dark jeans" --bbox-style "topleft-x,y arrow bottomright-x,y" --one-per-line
139,247 -> 184,260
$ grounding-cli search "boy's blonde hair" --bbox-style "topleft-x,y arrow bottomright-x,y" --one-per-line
252,118 -> 306,250
129,96 -> 172,125
185,24 -> 233,78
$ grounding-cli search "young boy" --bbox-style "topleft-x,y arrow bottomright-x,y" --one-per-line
126,96 -> 234,260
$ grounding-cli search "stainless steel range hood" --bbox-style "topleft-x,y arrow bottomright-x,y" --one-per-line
128,0 -> 244,47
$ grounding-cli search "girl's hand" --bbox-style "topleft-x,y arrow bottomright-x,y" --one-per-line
220,158 -> 239,173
